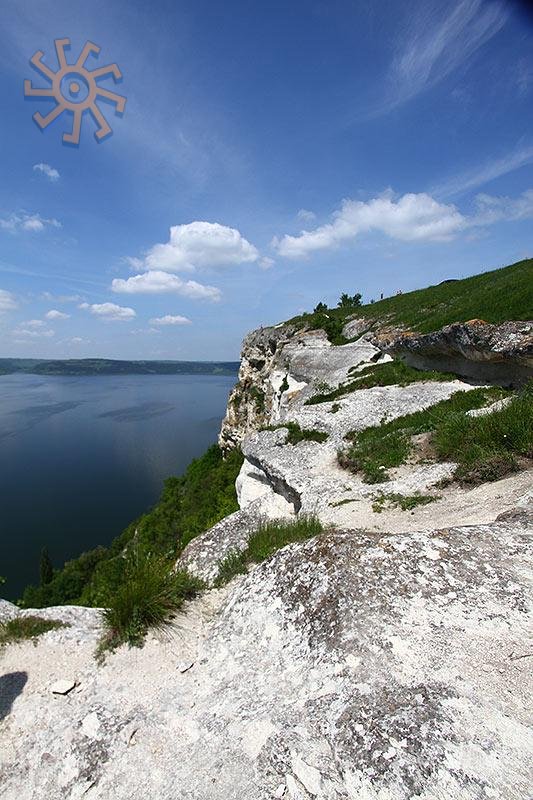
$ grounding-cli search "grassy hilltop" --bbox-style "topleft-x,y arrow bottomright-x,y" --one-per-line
288,257 -> 533,343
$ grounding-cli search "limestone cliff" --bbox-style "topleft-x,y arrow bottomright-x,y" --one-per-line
1,315 -> 532,800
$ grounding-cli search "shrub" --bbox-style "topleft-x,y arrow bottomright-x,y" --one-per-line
97,548 -> 203,656
0,615 -> 66,646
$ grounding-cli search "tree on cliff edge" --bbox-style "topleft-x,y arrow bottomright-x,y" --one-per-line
39,547 -> 54,586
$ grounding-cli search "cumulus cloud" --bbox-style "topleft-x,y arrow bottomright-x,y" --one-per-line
81,302 -> 136,321
140,221 -> 259,273
46,309 -> 71,320
274,192 -> 465,258
149,314 -> 192,326
33,163 -> 60,182
0,212 -> 61,233
111,270 -> 221,301
0,289 -> 18,312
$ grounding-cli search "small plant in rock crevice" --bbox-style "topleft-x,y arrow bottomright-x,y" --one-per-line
0,616 -> 67,647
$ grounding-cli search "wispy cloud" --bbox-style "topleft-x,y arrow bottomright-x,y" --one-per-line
432,143 -> 533,198
0,289 -> 18,312
0,212 -> 61,233
376,0 -> 508,115
149,314 -> 192,326
33,163 -> 60,182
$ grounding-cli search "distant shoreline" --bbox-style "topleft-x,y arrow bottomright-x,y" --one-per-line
0,358 -> 240,377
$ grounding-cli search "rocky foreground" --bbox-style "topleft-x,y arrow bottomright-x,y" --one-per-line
1,317 -> 532,799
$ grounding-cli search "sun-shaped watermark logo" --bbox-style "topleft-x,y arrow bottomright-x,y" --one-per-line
24,38 -> 126,145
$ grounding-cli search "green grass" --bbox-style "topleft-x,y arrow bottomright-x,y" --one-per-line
214,516 -> 324,587
19,445 -> 243,609
372,492 -> 440,513
432,384 -> 533,484
97,548 -> 204,658
338,387 -> 507,483
286,259 -> 533,343
306,360 -> 455,405
0,615 -> 66,646
263,421 -> 328,444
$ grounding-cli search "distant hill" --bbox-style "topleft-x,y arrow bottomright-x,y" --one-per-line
287,257 -> 533,342
0,358 -> 240,377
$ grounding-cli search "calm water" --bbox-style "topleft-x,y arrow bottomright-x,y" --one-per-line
0,373 -> 236,600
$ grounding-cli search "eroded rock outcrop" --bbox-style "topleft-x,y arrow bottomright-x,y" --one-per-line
384,320 -> 533,386
1,517 -> 532,799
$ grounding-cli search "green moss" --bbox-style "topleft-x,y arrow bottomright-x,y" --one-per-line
0,615 -> 67,646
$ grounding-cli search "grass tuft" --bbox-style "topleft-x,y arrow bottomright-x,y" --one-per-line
433,384 -> 533,484
0,615 -> 66,646
214,516 -> 324,586
306,360 -> 456,405
372,492 -> 440,513
97,548 -> 204,658
263,421 -> 328,444
338,387 -> 507,483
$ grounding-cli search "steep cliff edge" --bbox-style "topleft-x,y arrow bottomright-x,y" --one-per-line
1,261 -> 533,800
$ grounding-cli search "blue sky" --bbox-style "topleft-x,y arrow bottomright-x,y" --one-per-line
0,0 -> 532,360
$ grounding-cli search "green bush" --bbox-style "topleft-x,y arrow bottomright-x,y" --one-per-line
97,548 -> 203,656
0,615 -> 66,646
214,516 -> 324,586
372,492 -> 439,513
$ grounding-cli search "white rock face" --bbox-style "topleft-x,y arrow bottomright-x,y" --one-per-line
1,517 -> 532,799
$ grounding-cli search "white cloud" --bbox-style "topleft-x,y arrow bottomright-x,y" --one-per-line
111,270 -> 222,301
149,314 -> 192,326
46,309 -> 71,320
259,256 -> 275,270
82,302 -> 136,321
274,192 -> 465,258
70,337 -> 84,344
33,163 -> 60,182
0,212 -> 61,233
0,289 -> 17,312
432,143 -> 533,198
297,209 -> 316,223
137,221 -> 259,273
379,0 -> 508,114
